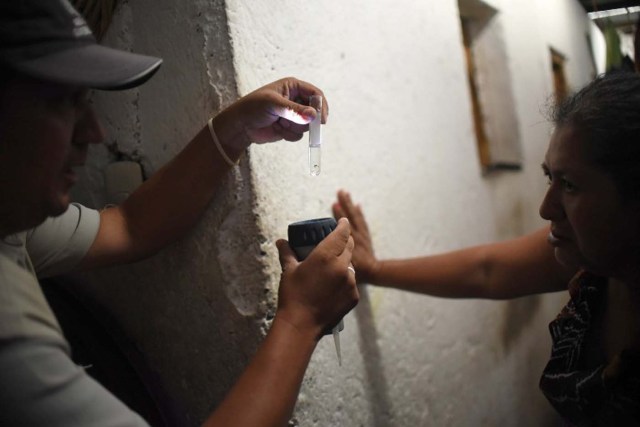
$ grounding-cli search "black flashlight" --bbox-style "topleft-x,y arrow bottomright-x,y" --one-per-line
287,217 -> 345,340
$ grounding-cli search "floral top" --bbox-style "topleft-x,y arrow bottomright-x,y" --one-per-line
539,271 -> 640,426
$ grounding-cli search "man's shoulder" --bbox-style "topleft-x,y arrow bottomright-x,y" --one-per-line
0,249 -> 67,347
26,203 -> 100,278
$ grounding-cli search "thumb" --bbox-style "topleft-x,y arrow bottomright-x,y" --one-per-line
274,99 -> 317,125
276,239 -> 299,272
318,217 -> 351,256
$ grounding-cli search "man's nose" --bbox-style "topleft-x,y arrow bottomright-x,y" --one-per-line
74,104 -> 105,145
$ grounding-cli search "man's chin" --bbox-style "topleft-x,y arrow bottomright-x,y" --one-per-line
4,194 -> 71,235
46,194 -> 71,218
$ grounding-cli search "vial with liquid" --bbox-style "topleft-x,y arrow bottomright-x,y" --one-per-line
309,145 -> 321,176
308,95 -> 322,176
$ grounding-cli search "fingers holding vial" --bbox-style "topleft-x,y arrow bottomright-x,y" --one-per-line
308,95 -> 322,176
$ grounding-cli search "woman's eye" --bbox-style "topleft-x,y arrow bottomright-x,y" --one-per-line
544,174 -> 552,185
561,178 -> 575,192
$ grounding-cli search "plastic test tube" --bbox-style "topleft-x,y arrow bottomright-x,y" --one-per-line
333,322 -> 342,366
308,95 -> 322,176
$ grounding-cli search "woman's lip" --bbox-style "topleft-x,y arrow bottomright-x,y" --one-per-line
547,231 -> 567,246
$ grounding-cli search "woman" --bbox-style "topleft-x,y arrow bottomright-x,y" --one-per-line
333,71 -> 640,425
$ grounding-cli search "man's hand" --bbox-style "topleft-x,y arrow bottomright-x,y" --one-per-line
275,218 -> 358,339
213,77 -> 329,150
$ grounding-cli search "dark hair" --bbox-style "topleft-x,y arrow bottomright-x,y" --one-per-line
552,71 -> 640,201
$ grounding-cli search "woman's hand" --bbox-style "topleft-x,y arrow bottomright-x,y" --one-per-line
275,218 -> 358,339
332,190 -> 380,284
212,77 -> 329,150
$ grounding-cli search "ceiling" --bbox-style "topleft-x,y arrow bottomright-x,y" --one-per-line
578,0 -> 639,34
578,0 -> 640,13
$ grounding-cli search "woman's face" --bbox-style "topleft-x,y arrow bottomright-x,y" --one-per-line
0,76 -> 104,235
539,125 -> 640,278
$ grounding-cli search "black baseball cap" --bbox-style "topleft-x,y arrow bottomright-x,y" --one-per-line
0,0 -> 162,90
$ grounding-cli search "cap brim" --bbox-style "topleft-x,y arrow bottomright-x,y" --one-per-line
13,44 -> 162,90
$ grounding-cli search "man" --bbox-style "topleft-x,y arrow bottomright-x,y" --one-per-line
0,1 -> 359,425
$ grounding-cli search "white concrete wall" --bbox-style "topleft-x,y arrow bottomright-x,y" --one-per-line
591,21 -> 607,75
72,0 -> 599,425
228,0 -> 596,425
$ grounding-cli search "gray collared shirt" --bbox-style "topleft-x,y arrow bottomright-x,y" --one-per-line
0,204 -> 148,426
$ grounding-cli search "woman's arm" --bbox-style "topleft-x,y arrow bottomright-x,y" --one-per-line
333,190 -> 575,299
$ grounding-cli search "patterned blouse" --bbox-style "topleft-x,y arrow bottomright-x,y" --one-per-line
539,271 -> 640,426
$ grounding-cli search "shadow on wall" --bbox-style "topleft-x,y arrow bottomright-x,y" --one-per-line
355,286 -> 394,427
500,294 -> 542,353
500,294 -> 567,426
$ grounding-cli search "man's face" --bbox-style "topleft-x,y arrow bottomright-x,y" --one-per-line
0,76 -> 104,234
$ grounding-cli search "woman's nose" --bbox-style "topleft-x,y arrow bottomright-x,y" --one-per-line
539,185 -> 564,221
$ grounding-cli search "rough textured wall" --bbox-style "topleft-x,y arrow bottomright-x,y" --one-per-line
227,0 -> 596,425
69,0 -> 598,425
71,0 -> 274,425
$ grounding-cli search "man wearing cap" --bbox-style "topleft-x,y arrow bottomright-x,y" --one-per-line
0,1 -> 359,426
